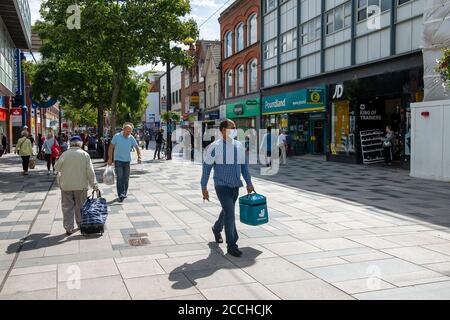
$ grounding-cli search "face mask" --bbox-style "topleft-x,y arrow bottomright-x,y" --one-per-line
229,129 -> 237,139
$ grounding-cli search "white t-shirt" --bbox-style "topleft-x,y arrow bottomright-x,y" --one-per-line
278,134 -> 287,146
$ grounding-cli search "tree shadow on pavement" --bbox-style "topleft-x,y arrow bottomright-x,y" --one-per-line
5,232 -> 101,254
168,242 -> 261,290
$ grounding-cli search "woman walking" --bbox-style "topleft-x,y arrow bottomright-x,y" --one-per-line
383,125 -> 396,166
43,131 -> 60,175
16,130 -> 33,175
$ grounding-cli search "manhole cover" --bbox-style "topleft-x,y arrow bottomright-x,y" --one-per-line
128,238 -> 150,246
129,233 -> 148,238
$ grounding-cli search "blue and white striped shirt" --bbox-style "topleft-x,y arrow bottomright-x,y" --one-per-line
201,138 -> 253,190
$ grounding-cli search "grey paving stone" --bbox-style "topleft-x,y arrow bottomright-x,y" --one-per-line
267,279 -> 354,300
354,281 -> 450,300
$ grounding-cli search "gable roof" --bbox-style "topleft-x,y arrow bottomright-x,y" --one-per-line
202,44 -> 221,77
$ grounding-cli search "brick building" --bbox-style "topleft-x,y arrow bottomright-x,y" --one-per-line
219,0 -> 260,131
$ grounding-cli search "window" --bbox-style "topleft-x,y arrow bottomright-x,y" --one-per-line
398,0 -> 411,5
225,70 -> 233,98
235,65 -> 244,96
301,17 -> 321,45
281,29 -> 297,53
248,14 -> 258,46
235,24 -> 244,52
224,31 -> 232,58
265,0 -> 277,13
213,83 -> 218,105
325,2 -> 351,35
247,59 -> 258,93
263,39 -> 278,60
357,0 -> 390,22
208,86 -> 212,106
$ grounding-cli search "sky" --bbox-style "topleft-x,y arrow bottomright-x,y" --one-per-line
29,0 -> 229,73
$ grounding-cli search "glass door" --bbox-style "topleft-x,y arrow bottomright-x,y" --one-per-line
310,119 -> 325,154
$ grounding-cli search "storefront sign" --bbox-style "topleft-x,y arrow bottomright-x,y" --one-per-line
0,109 -> 6,121
205,111 -> 220,120
332,84 -> 344,99
226,99 -> 260,119
359,104 -> 381,121
11,108 -> 22,116
262,87 -> 326,115
190,96 -> 200,103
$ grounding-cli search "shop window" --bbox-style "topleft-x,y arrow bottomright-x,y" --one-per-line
331,101 -> 356,155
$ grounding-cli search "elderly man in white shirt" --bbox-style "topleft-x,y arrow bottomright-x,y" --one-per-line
278,131 -> 288,165
55,136 -> 99,235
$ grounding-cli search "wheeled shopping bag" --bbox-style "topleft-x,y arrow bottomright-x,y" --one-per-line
239,193 -> 269,226
80,190 -> 108,236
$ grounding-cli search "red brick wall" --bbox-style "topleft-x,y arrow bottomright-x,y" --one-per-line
219,0 -> 260,101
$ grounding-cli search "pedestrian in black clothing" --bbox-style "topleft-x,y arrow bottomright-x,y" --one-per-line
37,133 -> 43,156
144,132 -> 151,150
383,125 -> 396,166
153,129 -> 164,160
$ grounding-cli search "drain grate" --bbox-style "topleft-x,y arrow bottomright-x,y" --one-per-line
129,233 -> 148,238
128,238 -> 150,246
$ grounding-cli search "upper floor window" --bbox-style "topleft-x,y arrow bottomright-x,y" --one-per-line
208,85 -> 212,106
326,2 -> 352,35
357,0 -> 390,22
235,24 -> 244,52
398,0 -> 411,4
248,14 -> 258,46
247,59 -> 258,93
235,65 -> 245,96
301,17 -> 321,45
265,0 -> 277,13
225,70 -> 233,98
263,39 -> 278,60
281,29 -> 297,53
224,31 -> 233,58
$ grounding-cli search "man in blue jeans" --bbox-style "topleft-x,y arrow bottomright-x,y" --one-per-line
108,123 -> 142,202
201,119 -> 255,257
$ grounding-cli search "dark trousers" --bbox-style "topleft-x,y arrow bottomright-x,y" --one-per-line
154,143 -> 162,159
115,161 -> 131,198
145,140 -> 150,150
45,153 -> 56,171
213,186 -> 240,250
21,156 -> 30,172
384,146 -> 393,165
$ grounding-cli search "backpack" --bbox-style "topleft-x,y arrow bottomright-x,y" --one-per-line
51,139 -> 61,159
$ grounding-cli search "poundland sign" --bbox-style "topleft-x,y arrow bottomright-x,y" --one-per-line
262,88 -> 326,115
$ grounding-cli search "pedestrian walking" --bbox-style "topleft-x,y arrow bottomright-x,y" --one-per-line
201,119 -> 255,258
55,136 -> 99,236
260,126 -> 273,167
37,133 -> 43,156
153,129 -> 165,160
383,125 -> 396,166
278,131 -> 288,165
0,132 -> 6,156
144,131 -> 151,150
107,123 -> 142,202
16,130 -> 33,175
43,131 -> 60,175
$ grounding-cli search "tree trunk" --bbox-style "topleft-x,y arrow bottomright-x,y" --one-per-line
110,73 -> 121,137
97,105 -> 104,138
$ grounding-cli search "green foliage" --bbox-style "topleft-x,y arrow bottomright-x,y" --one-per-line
62,104 -> 97,127
35,0 -> 199,135
436,48 -> 450,89
161,111 -> 181,122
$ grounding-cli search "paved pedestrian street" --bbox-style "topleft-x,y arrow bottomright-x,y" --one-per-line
1,148 -> 450,300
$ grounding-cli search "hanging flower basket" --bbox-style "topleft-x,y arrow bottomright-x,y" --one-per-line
435,48 -> 450,89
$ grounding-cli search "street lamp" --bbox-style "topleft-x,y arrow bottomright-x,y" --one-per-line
165,37 -> 195,161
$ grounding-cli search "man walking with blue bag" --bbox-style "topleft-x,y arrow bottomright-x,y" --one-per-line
201,119 -> 255,258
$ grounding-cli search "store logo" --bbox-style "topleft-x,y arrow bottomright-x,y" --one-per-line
333,84 -> 344,99
360,104 -> 366,111
259,209 -> 266,219
310,92 -> 321,103
265,99 -> 286,109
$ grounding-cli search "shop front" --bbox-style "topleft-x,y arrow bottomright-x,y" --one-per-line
226,98 -> 260,132
262,87 -> 327,156
327,68 -> 423,165
0,97 -> 6,136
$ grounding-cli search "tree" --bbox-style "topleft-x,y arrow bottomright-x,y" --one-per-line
36,0 -> 198,136
117,72 -> 149,127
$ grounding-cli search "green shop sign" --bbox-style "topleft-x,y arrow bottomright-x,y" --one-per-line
262,87 -> 326,115
226,99 -> 260,119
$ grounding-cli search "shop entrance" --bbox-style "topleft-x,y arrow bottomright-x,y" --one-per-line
310,119 -> 325,154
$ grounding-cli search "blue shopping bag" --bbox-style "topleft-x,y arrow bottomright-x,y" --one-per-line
239,193 -> 269,226
81,190 -> 108,233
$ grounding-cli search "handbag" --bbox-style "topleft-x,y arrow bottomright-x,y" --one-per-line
383,140 -> 392,148
29,157 -> 36,169
51,139 -> 61,159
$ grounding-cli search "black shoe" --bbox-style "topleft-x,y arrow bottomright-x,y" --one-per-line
66,229 -> 74,236
118,196 -> 124,203
212,228 -> 223,244
227,248 -> 243,257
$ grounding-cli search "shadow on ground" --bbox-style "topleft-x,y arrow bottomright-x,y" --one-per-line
169,242 -> 261,289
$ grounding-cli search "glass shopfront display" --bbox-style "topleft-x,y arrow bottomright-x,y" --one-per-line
327,68 -> 424,165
